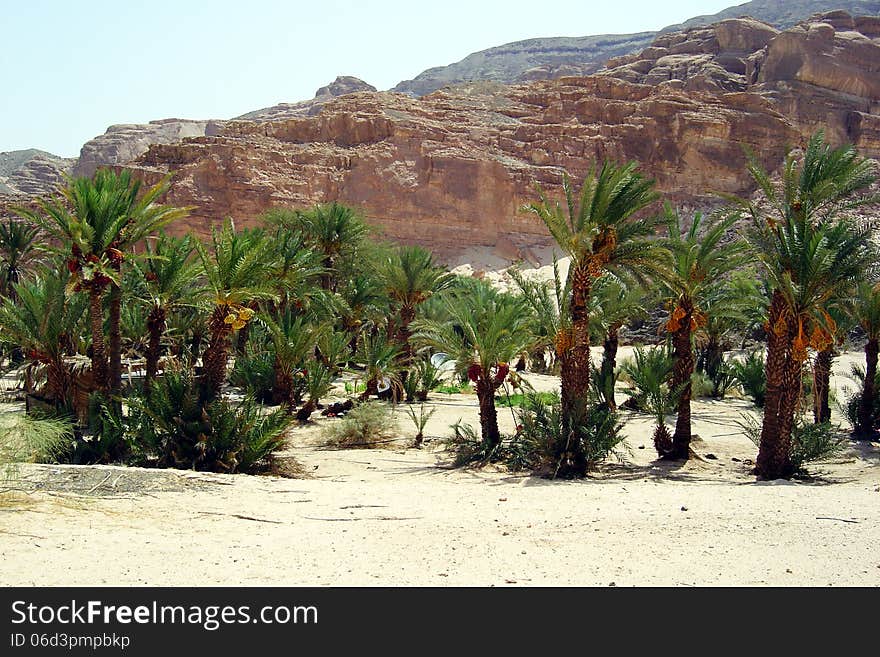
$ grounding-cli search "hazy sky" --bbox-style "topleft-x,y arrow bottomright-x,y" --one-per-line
2,0 -> 736,157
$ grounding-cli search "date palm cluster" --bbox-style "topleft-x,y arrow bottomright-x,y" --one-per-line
0,131 -> 876,480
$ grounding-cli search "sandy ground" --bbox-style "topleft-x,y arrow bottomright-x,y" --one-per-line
1,347 -> 879,587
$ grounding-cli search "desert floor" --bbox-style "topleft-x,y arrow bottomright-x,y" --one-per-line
1,347 -> 879,587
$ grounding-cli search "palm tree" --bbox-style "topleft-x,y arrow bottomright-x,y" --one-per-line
0,218 -> 44,299
696,270 -> 766,396
738,133 -> 877,479
509,257 -> 569,374
0,268 -> 87,409
852,280 -> 880,437
17,170 -> 187,394
657,208 -> 745,459
263,310 -> 327,410
412,286 -> 531,451
297,202 -> 369,290
355,332 -> 405,401
811,303 -> 852,424
196,220 -> 277,400
379,245 -> 453,359
525,162 -> 664,440
590,274 -> 649,411
137,232 -> 202,387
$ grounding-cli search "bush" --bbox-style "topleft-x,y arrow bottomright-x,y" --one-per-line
496,391 -> 558,408
730,350 -> 766,407
444,420 -> 492,466
229,348 -> 276,404
508,393 -> 626,477
739,413 -> 847,475
0,412 -> 73,466
322,402 -> 397,448
619,345 -> 675,414
690,371 -> 714,399
132,365 -> 291,473
840,364 -> 880,432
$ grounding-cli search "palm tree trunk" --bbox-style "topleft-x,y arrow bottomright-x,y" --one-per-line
395,305 -> 417,362
704,335 -> 724,398
145,305 -> 166,388
272,358 -> 295,410
108,282 -> 122,396
812,346 -> 834,424
670,302 -> 694,460
201,306 -> 232,401
600,326 -> 619,410
756,291 -> 795,480
45,359 -> 70,409
562,262 -> 592,431
88,287 -> 109,392
857,338 -> 878,437
475,378 -> 501,452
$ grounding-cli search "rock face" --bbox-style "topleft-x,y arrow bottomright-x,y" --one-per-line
73,119 -> 224,178
393,0 -> 880,96
118,12 -> 880,264
235,76 -> 377,122
393,33 -> 656,96
600,13 -> 880,150
0,149 -> 75,196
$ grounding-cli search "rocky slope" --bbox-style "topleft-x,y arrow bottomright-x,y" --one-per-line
73,119 -> 224,179
393,0 -> 880,95
237,76 -> 377,121
0,149 -> 75,196
114,12 -> 878,265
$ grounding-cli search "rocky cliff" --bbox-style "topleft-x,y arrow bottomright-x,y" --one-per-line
73,119 -> 224,179
115,12 -> 878,265
0,149 -> 75,196
393,0 -> 880,96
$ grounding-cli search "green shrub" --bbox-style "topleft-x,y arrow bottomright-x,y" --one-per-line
0,412 -> 74,466
496,391 -> 557,408
840,364 -> 880,432
444,419 -> 495,466
229,348 -> 276,404
690,371 -> 714,399
619,345 -> 675,413
739,413 -> 847,475
132,365 -> 291,473
730,350 -> 766,407
508,392 -> 625,476
405,403 -> 436,448
322,402 -> 397,448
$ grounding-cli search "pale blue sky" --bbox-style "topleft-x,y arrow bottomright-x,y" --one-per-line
2,0 -> 735,157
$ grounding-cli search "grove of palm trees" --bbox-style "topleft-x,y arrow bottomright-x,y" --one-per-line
2,132 -> 880,586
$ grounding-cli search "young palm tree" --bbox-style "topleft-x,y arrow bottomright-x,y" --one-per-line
355,332 -> 405,401
379,245 -> 453,359
196,220 -> 277,400
657,208 -> 745,459
0,218 -> 44,299
525,162 -> 665,439
509,257 -> 569,374
852,280 -> 880,437
0,268 -> 87,409
412,286 -> 531,451
811,303 -> 852,424
137,233 -> 202,387
590,274 -> 648,411
738,133 -> 877,479
263,310 -> 327,410
297,202 -> 369,290
16,170 -> 187,394
696,270 -> 765,396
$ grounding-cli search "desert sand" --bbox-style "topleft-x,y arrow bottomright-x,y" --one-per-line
2,346 -> 879,587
